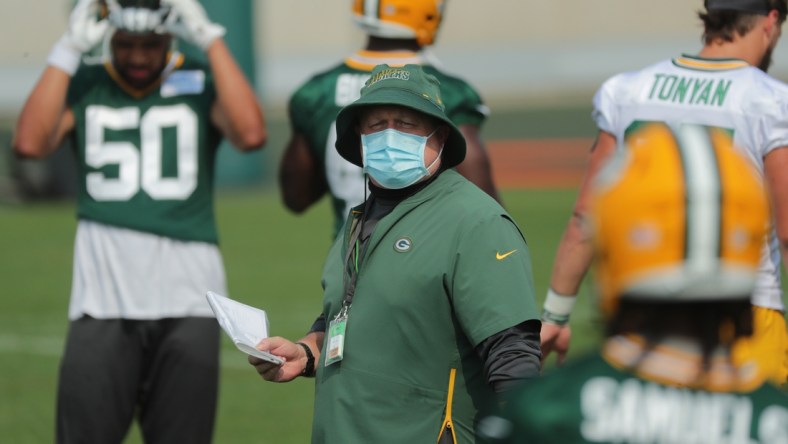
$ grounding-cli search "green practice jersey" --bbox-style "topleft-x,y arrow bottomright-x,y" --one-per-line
289,50 -> 488,237
484,352 -> 788,444
67,53 -> 222,243
312,170 -> 538,443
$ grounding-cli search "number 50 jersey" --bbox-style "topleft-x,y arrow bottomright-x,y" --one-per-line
593,54 -> 788,312
67,53 -> 222,244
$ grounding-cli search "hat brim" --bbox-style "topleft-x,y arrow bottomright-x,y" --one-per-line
334,88 -> 466,168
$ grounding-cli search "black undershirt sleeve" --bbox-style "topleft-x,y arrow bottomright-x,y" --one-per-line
309,313 -> 326,333
476,319 -> 542,393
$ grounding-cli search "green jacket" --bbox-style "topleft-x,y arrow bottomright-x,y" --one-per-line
312,170 -> 539,443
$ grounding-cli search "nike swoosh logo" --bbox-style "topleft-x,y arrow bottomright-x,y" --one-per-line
496,250 -> 517,260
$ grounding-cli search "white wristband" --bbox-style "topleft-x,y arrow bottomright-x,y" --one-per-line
543,289 -> 577,317
47,36 -> 82,76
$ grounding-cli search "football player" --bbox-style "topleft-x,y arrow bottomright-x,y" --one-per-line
12,0 -> 266,442
279,0 -> 500,237
541,0 -> 788,386
480,123 -> 788,444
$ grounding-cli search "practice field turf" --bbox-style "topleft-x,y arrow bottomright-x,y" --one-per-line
0,186 -> 607,443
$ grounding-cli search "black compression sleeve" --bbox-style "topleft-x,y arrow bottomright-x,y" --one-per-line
475,319 -> 542,393
309,313 -> 326,333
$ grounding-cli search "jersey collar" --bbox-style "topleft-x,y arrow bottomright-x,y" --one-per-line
104,51 -> 185,99
672,54 -> 750,71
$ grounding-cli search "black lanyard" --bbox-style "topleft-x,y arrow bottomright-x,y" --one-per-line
341,198 -> 374,309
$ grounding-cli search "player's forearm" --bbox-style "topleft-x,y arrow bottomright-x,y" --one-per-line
279,172 -> 326,213
13,67 -> 72,158
207,39 -> 267,151
455,158 -> 501,204
763,149 -> 788,280
457,125 -> 503,204
549,212 -> 594,295
278,141 -> 328,212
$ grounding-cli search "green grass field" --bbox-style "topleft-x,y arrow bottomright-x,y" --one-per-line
0,185 -> 610,443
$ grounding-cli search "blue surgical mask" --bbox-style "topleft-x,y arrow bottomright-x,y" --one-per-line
361,128 -> 442,189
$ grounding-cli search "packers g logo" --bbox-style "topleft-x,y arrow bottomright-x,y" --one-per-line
394,237 -> 412,253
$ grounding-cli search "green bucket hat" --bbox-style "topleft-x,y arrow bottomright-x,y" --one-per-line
334,64 -> 467,168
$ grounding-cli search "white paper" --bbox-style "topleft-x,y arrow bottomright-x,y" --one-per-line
205,291 -> 284,365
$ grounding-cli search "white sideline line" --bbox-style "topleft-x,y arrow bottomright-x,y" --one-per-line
0,334 -> 255,370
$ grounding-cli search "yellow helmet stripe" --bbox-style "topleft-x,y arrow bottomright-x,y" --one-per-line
677,125 -> 722,274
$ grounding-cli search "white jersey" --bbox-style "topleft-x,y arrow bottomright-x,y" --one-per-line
69,220 -> 227,320
594,55 -> 788,311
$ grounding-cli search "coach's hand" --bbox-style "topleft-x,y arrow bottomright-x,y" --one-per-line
249,337 -> 304,383
540,322 -> 571,366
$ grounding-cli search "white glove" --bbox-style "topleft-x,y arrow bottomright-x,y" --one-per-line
47,0 -> 109,75
162,0 -> 226,51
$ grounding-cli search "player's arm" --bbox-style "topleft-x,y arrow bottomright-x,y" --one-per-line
163,0 -> 266,151
13,0 -> 106,158
763,146 -> 788,272
207,39 -> 267,152
278,132 -> 328,213
550,130 -> 617,297
13,67 -> 75,159
541,130 -> 617,365
455,124 -> 502,204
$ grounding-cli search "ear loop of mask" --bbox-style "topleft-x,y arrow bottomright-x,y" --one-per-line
422,127 -> 444,177
363,133 -> 368,198
425,146 -> 444,176
363,169 -> 368,202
